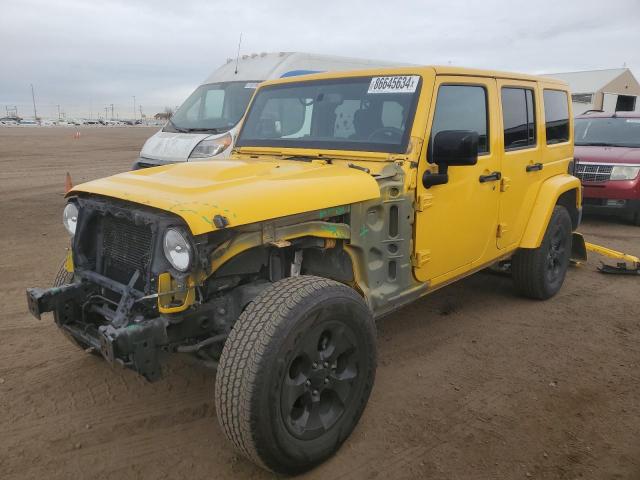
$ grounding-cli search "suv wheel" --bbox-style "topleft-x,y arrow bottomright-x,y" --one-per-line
512,205 -> 572,300
215,275 -> 376,474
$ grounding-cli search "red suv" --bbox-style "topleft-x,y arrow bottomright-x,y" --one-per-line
574,112 -> 640,225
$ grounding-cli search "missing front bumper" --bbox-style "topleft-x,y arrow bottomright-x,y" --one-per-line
26,281 -> 168,381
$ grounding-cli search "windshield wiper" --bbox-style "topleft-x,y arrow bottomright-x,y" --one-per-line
282,154 -> 327,162
167,118 -> 189,133
185,127 -> 223,134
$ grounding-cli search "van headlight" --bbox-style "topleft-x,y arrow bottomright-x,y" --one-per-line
163,228 -> 192,272
189,133 -> 232,159
610,165 -> 640,181
62,203 -> 78,236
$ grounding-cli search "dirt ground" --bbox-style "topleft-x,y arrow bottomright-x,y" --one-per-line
1,127 -> 639,480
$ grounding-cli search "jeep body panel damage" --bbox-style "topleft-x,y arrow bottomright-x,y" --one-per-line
68,158 -> 381,235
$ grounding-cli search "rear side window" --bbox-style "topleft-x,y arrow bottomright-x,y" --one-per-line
543,90 -> 570,144
501,87 -> 536,150
431,85 -> 489,154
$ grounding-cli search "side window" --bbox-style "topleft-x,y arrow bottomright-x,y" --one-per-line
543,89 -> 569,144
431,85 -> 489,154
204,90 -> 224,119
501,87 -> 536,150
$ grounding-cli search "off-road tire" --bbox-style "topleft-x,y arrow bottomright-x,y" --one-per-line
512,205 -> 572,300
214,275 -> 376,475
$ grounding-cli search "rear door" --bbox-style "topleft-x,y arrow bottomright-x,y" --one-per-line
496,80 -> 543,249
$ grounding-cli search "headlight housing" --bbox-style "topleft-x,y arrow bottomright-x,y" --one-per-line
189,133 -> 232,159
163,228 -> 192,272
62,203 -> 78,236
610,165 -> 640,181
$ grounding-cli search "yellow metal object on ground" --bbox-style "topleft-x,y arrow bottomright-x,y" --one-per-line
585,242 -> 640,265
68,159 -> 380,235
584,241 -> 640,275
64,249 -> 74,273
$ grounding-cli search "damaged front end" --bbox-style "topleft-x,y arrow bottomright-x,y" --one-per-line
26,196 -> 238,381
25,194 -> 357,382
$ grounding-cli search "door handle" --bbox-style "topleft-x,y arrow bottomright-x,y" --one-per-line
526,163 -> 543,172
479,171 -> 501,183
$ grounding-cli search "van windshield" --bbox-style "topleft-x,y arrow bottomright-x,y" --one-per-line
236,75 -> 422,154
164,81 -> 259,133
575,117 -> 640,148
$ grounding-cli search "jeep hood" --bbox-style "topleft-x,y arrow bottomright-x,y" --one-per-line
69,159 -> 381,235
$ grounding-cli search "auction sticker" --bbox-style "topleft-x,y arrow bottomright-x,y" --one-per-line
368,75 -> 419,94
245,82 -> 259,89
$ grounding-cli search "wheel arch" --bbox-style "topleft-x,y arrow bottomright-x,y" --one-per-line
519,174 -> 581,249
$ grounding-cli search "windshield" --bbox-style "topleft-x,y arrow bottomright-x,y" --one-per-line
575,117 -> 640,148
236,75 -> 422,154
164,81 -> 259,133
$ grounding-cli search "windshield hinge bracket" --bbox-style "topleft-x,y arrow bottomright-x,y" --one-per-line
411,250 -> 431,267
414,193 -> 434,212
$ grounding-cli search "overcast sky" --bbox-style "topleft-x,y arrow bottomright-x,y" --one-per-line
1,0 -> 639,119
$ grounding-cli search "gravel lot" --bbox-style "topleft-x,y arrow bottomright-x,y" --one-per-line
1,127 -> 639,480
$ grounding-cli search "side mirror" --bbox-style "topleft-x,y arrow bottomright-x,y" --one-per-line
432,130 -> 479,166
423,130 -> 479,188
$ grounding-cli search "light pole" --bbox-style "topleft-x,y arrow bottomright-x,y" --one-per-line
30,84 -> 38,123
133,96 -> 136,121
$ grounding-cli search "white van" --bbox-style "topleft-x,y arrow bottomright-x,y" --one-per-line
134,52 -> 402,168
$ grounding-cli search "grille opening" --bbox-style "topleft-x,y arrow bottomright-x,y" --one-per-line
102,215 -> 152,291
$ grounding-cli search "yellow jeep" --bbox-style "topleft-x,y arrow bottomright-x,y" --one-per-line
26,66 -> 582,474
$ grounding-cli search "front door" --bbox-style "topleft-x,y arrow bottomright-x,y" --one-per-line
414,76 -> 501,285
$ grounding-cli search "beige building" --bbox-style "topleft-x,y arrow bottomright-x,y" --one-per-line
542,68 -> 640,115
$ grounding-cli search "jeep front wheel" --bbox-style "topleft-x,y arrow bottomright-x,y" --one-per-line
512,205 -> 572,300
214,275 -> 376,475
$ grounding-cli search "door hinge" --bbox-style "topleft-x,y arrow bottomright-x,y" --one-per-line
412,250 -> 431,267
500,176 -> 511,192
497,223 -> 508,238
414,193 -> 434,212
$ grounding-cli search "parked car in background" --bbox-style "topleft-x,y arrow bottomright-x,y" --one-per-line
19,119 -> 38,126
574,112 -> 640,225
134,52 -> 405,169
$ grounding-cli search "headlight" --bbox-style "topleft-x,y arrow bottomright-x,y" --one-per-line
163,228 -> 192,272
189,133 -> 232,159
610,165 -> 640,181
62,203 -> 78,235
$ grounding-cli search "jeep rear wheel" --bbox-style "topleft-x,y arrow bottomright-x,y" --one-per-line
512,205 -> 572,300
214,275 -> 376,475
